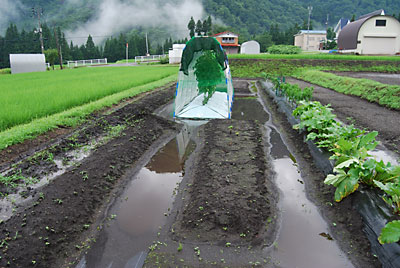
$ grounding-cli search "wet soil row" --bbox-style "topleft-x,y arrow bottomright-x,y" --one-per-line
257,80 -> 382,267
174,120 -> 278,244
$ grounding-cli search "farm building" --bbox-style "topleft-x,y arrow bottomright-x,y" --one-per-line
211,31 -> 240,54
337,10 -> 400,54
334,18 -> 350,37
9,54 -> 46,74
241,41 -> 260,54
169,44 -> 185,64
294,30 -> 327,51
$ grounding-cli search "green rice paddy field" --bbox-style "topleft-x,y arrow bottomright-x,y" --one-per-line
0,66 -> 178,149
0,66 -> 178,132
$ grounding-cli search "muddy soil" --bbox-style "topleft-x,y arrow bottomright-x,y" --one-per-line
329,71 -> 400,85
286,77 -> 400,153
0,85 -> 180,268
257,81 -> 381,267
174,120 -> 278,244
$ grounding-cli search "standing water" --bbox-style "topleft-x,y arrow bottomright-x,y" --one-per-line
77,122 -> 200,268
233,80 -> 353,267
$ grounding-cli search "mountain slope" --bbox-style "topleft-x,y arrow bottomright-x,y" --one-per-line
4,0 -> 400,38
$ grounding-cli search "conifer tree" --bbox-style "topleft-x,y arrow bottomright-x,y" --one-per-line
188,17 -> 196,38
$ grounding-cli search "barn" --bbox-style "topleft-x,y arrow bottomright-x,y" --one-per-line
338,10 -> 400,55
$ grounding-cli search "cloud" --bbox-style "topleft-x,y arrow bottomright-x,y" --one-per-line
66,0 -> 204,45
0,0 -> 24,33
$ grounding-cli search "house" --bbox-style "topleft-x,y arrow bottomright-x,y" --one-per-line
337,9 -> 400,54
211,31 -> 240,54
334,18 -> 350,37
294,30 -> 327,50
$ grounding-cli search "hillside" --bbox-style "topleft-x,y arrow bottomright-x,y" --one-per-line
3,0 -> 400,40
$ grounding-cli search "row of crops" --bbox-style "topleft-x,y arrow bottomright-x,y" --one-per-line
267,77 -> 400,244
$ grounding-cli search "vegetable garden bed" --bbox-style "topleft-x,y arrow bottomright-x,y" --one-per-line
260,79 -> 400,267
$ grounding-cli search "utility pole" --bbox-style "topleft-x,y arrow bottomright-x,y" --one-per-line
126,42 -> 129,64
307,6 -> 313,51
145,32 -> 149,56
32,7 -> 45,54
54,27 -> 63,69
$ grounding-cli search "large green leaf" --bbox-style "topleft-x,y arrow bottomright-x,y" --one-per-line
334,169 -> 360,202
379,220 -> 400,244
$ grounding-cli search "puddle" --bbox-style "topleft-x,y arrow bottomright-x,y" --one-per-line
231,98 -> 268,124
253,86 -> 354,267
370,145 -> 399,165
77,120 -> 203,268
269,156 -> 352,267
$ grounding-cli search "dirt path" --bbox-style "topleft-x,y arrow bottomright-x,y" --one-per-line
286,77 -> 400,153
329,71 -> 400,85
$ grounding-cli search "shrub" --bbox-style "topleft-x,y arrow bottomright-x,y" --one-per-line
267,45 -> 301,54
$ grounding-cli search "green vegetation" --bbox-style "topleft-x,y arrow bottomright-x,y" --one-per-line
0,67 -> 178,150
293,70 -> 400,109
267,75 -> 313,105
194,51 -> 224,104
267,45 -> 301,54
229,53 -> 400,61
0,66 -> 177,132
230,56 -> 400,78
0,68 -> 11,75
290,100 -> 400,244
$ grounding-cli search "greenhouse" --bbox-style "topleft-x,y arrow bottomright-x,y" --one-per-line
174,37 -> 234,119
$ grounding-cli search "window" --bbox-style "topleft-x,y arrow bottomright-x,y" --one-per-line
222,37 -> 235,43
376,20 -> 386,27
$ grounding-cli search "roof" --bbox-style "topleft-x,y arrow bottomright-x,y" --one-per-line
295,30 -> 326,36
211,31 -> 239,37
220,44 -> 240,47
334,18 -> 350,33
338,12 -> 388,50
358,9 -> 385,20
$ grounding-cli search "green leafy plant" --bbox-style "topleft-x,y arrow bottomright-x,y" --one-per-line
379,220 -> 400,244
194,50 -> 224,105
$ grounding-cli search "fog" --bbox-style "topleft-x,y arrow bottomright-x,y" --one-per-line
0,0 -> 23,33
66,0 -> 204,45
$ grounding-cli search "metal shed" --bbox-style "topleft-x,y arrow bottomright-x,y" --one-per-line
9,54 -> 47,74
241,41 -> 260,54
338,10 -> 400,54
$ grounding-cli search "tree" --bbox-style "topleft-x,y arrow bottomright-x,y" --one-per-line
44,49 -> 58,69
195,20 -> 203,36
255,32 -> 274,52
188,17 -> 196,38
327,27 -> 336,40
351,14 -> 356,22
85,35 -> 98,59
203,16 -> 212,36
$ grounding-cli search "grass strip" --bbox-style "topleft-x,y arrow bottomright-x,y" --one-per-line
0,74 -> 177,151
229,53 -> 400,61
293,69 -> 400,109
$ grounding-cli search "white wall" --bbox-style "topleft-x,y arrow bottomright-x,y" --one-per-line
10,54 -> 46,74
357,16 -> 400,54
169,44 -> 185,64
241,41 -> 260,54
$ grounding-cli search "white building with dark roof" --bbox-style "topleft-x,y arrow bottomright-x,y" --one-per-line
337,10 -> 400,55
